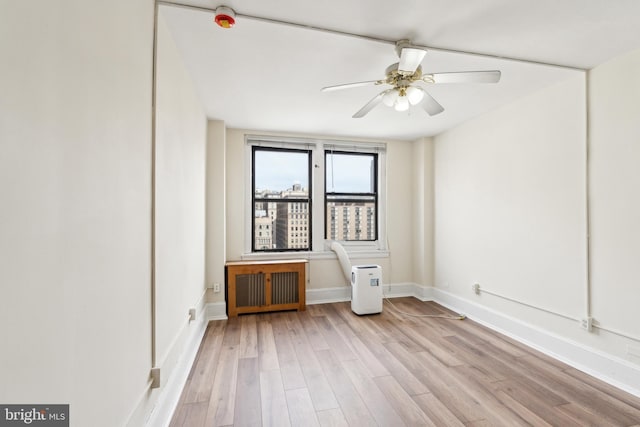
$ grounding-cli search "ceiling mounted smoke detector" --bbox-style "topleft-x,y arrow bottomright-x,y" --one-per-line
214,6 -> 236,29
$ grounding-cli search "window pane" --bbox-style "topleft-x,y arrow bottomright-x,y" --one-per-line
326,153 -> 375,193
325,151 -> 377,241
253,147 -> 311,252
255,201 -> 310,250
326,200 -> 376,241
254,150 -> 309,196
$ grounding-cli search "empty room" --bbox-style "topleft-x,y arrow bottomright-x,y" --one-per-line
2,0 -> 640,426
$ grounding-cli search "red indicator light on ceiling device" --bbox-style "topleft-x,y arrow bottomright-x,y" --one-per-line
214,6 -> 236,28
215,14 -> 235,28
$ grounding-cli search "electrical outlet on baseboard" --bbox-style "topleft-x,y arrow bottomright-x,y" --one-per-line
580,317 -> 594,332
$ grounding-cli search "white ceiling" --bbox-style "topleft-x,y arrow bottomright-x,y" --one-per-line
159,0 -> 640,141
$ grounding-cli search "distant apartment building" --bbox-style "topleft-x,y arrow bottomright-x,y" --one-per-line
275,183 -> 309,249
327,202 -> 375,241
254,210 -> 273,250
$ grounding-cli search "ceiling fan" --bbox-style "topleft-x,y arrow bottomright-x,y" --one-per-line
322,40 -> 501,118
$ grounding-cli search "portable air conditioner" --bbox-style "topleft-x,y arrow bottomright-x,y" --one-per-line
351,265 -> 383,315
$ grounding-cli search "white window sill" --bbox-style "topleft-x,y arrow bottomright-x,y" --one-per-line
240,249 -> 389,262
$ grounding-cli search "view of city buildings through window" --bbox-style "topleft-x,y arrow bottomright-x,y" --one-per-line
254,184 -> 310,251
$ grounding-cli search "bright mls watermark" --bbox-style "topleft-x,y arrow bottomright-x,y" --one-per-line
0,405 -> 68,426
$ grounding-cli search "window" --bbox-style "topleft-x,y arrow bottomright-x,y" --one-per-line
252,147 -> 312,252
325,151 -> 377,241
247,135 -> 386,255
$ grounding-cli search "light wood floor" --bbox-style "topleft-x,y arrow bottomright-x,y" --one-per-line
170,298 -> 640,426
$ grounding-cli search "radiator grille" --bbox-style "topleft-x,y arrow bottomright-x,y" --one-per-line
271,272 -> 299,305
236,273 -> 266,307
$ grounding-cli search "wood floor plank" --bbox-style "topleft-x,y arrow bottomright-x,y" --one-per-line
221,317 -> 241,346
494,389 -> 555,427
448,364 -> 534,426
374,375 -> 435,426
260,369 -> 291,427
296,310 -> 331,351
400,324 -> 465,367
285,388 -> 320,427
442,316 -> 528,358
441,335 -> 509,383
291,329 -> 340,411
271,313 -> 306,390
356,329 -> 431,396
316,408 -> 349,427
332,320 -> 390,377
493,376 -> 568,409
204,344 -> 239,426
315,349 -> 377,426
171,301 -> 640,427
514,354 -> 640,425
339,358 -> 406,426
283,312 -> 340,410
412,393 -> 465,427
258,319 -> 280,372
312,315 -> 358,361
410,350 -> 499,423
554,402 -> 618,426
239,313 -> 258,358
184,321 -> 226,403
563,365 -> 640,411
234,357 -> 262,426
169,402 -> 207,427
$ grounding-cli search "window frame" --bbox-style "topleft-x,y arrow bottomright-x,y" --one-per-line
251,146 -> 312,253
324,150 -> 378,242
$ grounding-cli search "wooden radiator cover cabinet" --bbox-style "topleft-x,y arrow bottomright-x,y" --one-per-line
225,259 -> 307,317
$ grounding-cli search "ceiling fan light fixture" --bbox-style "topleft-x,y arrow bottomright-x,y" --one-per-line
406,86 -> 424,105
394,96 -> 410,112
382,89 -> 399,107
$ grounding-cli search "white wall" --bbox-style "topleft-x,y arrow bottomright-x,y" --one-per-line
385,137 -> 415,284
0,1 -> 153,425
154,5 -> 207,404
206,120 -> 227,303
435,74 -> 587,326
411,137 -> 435,287
222,129 -> 413,290
589,49 -> 640,346
434,61 -> 640,367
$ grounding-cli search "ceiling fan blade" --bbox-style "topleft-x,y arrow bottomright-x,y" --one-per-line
418,88 -> 445,116
352,90 -> 391,118
428,70 -> 501,84
322,80 -> 380,92
398,47 -> 427,74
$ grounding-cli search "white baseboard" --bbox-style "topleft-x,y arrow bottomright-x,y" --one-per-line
306,286 -> 351,304
306,282 -> 432,305
432,287 -> 640,399
206,301 -> 228,320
